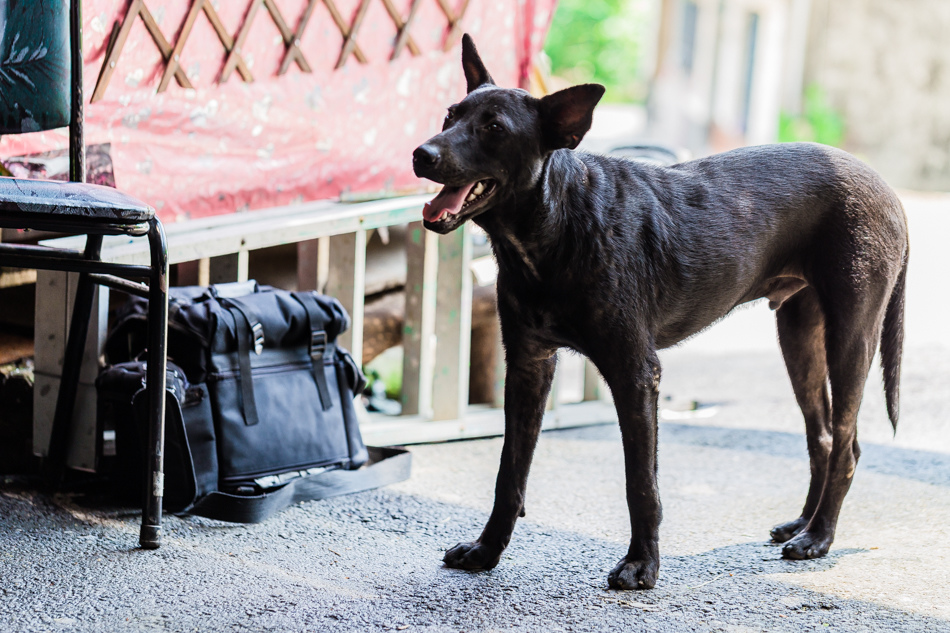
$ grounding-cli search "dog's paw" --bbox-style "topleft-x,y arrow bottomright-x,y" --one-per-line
781,531 -> 832,560
607,556 -> 659,590
443,541 -> 502,571
770,516 -> 809,543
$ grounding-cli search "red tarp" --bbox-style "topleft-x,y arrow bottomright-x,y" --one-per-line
0,0 -> 555,222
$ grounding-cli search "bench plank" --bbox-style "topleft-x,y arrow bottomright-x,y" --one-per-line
401,222 -> 438,417
41,195 -> 430,265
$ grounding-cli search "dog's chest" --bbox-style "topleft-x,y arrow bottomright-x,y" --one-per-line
496,267 -> 610,352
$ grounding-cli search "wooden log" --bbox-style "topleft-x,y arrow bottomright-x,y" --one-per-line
362,291 -> 405,365
468,284 -> 500,405
362,283 -> 500,406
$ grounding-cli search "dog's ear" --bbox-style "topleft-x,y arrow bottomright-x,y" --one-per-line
538,84 -> 606,150
461,34 -> 494,93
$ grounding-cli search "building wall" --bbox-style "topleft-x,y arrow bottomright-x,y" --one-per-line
648,0 -> 804,155
805,0 -> 950,190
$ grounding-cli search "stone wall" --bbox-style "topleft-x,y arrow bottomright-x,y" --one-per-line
805,0 -> 950,190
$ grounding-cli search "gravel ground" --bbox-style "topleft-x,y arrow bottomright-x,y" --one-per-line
3,193 -> 947,632
2,341 -> 948,633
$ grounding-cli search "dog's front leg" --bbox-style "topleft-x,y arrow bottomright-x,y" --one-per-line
604,355 -> 662,590
443,347 -> 557,571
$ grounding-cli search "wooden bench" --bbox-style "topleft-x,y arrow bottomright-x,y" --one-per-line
35,195 -> 613,470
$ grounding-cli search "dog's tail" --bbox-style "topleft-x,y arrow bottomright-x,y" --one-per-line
880,245 -> 908,433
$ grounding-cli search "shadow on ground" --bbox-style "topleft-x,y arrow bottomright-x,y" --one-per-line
558,421 -> 950,488
1,453 -> 946,633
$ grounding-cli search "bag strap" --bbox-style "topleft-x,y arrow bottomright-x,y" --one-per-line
291,292 -> 334,411
225,300 -> 264,426
186,447 -> 411,523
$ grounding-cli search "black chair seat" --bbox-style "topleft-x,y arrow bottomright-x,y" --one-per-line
0,176 -> 153,226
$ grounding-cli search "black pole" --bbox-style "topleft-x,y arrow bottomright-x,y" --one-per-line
139,218 -> 169,549
45,0 -> 92,481
69,0 -> 85,184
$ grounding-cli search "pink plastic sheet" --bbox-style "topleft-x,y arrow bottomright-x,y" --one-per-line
0,0 -> 555,222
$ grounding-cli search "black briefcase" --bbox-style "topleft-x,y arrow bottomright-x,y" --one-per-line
99,282 -> 410,523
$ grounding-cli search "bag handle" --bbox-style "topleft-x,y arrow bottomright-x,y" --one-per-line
186,447 -> 411,523
291,292 -> 335,411
224,300 -> 264,426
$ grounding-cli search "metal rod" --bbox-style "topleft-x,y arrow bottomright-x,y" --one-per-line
0,217 -> 150,236
139,218 -> 169,550
0,243 -> 85,260
87,273 -> 150,298
69,0 -> 85,184
0,252 -> 152,278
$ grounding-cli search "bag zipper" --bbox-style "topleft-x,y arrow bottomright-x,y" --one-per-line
206,358 -> 333,382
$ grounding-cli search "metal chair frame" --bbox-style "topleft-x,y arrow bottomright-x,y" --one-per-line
0,1 -> 169,549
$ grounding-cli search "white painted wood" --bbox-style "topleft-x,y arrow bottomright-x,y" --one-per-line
316,235 -> 330,294
583,358 -> 612,403
546,354 -> 561,412
492,333 -> 505,408
360,400 -> 618,447
401,222 -> 439,417
41,195 -> 431,267
296,237 -> 331,292
33,270 -> 67,457
325,230 -> 367,367
32,269 -> 108,472
0,268 -> 37,288
198,257 -> 210,286
66,273 -> 110,472
431,224 -> 473,422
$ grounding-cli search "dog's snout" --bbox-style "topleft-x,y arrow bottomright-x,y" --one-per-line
413,144 -> 441,169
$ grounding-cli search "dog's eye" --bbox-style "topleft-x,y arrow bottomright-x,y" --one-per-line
487,122 -> 504,134
444,110 -> 455,122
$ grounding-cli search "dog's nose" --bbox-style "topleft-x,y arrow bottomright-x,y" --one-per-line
413,144 -> 441,168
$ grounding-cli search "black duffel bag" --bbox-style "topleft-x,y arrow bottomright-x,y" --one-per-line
100,281 -> 410,523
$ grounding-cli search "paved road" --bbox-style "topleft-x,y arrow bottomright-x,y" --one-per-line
2,341 -> 948,633
1,193 -> 948,632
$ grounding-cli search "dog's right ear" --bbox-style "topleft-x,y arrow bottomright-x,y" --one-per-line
461,34 -> 495,93
539,84 -> 606,151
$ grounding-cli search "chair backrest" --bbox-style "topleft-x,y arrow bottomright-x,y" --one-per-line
0,0 -> 71,134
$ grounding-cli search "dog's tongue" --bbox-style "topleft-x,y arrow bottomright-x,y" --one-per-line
423,183 -> 475,222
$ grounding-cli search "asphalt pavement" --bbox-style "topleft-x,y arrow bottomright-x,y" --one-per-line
1,193 -> 948,632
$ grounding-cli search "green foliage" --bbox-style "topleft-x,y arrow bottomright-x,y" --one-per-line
779,85 -> 845,147
543,0 -> 651,102
364,348 -> 403,400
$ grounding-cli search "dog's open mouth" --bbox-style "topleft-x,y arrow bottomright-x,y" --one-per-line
422,179 -> 496,223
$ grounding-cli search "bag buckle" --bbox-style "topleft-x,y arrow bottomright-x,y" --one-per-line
310,330 -> 327,362
251,322 -> 265,355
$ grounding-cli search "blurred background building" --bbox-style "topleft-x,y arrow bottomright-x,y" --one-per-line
547,0 -> 950,190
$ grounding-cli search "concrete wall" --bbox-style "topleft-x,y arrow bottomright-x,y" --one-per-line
648,0 -> 806,154
805,0 -> 950,190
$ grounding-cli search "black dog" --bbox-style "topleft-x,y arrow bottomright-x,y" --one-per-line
412,35 -> 908,590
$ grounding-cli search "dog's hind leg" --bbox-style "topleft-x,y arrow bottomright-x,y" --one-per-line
603,352 -> 663,590
443,341 -> 556,571
771,286 -> 832,543
781,283 -> 888,560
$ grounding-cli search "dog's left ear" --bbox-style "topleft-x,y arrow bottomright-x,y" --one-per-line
461,34 -> 495,93
538,84 -> 606,151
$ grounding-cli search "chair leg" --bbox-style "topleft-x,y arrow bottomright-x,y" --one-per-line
139,218 -> 169,549
45,236 -> 103,481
